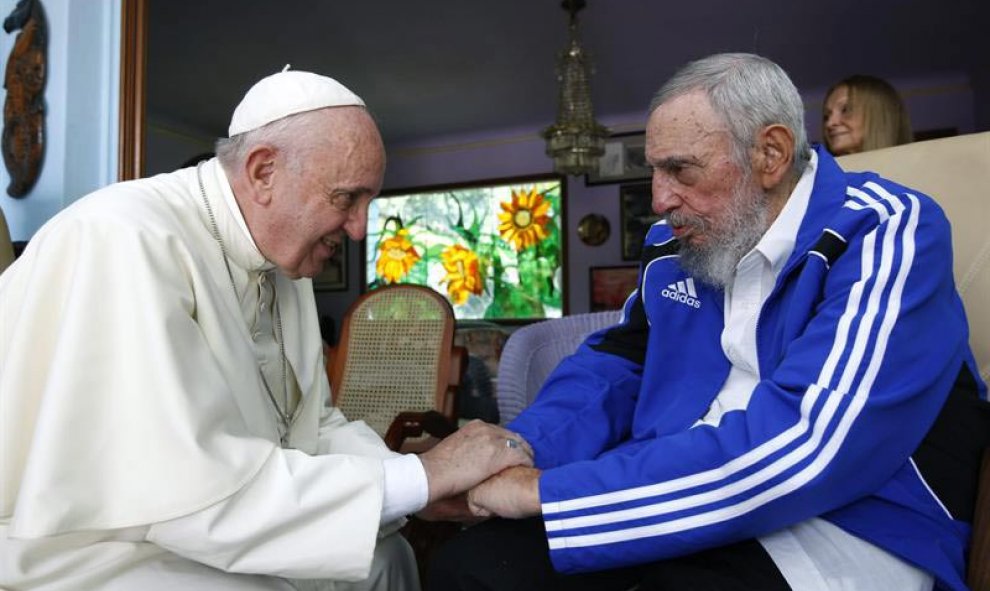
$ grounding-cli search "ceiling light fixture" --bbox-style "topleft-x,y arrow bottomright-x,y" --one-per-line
542,0 -> 608,177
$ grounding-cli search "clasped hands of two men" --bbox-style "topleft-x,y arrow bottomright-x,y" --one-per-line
417,420 -> 541,523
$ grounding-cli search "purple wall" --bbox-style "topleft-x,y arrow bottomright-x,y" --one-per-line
803,72 -> 975,144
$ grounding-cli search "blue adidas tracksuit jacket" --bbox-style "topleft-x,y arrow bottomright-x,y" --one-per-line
509,146 -> 989,590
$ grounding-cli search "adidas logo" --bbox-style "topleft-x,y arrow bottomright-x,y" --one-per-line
661,277 -> 702,308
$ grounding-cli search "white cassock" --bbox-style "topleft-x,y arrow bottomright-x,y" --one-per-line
0,159 -> 420,590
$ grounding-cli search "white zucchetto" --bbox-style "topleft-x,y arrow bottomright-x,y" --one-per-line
228,65 -> 365,136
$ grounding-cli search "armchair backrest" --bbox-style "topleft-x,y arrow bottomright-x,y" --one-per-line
839,133 -> 990,590
837,132 -> 990,383
329,284 -> 458,437
496,310 -> 623,423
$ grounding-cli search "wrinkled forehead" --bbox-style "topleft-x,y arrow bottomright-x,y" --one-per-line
305,111 -> 386,191
315,106 -> 383,146
302,107 -> 385,165
645,91 -> 733,160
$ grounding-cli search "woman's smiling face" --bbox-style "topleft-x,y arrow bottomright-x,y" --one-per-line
823,85 -> 865,155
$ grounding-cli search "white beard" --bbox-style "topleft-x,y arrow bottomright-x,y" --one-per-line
668,179 -> 770,288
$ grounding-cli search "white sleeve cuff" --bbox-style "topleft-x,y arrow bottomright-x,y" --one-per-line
381,454 -> 429,524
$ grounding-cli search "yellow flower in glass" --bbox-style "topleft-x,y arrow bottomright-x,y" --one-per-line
440,244 -> 483,305
498,188 -> 551,251
376,229 -> 420,283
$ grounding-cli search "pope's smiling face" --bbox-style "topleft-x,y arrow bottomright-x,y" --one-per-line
260,108 -> 385,280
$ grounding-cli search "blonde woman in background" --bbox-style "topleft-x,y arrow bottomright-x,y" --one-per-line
822,74 -> 912,155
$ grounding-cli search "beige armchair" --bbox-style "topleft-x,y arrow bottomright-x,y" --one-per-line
836,133 -> 989,383
837,132 -> 990,590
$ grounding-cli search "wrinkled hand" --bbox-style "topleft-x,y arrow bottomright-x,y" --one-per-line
416,493 -> 486,523
418,420 -> 533,503
467,466 -> 542,519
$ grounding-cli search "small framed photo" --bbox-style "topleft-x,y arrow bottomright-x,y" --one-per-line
589,265 -> 640,312
585,132 -> 652,186
313,241 -> 348,291
619,182 -> 660,261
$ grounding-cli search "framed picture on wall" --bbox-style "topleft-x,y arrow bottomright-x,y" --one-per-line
313,240 -> 348,291
620,182 -> 660,261
585,132 -> 652,186
589,265 -> 639,312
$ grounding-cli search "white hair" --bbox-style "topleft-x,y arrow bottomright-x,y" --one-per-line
649,53 -> 811,177
215,109 -> 327,172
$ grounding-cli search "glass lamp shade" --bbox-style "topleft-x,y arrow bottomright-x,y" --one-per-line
543,123 -> 607,176
543,18 -> 608,176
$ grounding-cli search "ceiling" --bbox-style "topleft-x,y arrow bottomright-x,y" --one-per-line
146,0 -> 989,148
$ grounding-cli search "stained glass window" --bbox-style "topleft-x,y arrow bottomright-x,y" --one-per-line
365,175 -> 565,321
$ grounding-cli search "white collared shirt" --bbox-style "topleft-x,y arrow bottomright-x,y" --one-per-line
696,151 -> 815,428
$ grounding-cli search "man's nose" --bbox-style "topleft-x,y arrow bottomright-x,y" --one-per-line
343,207 -> 368,241
651,172 -> 680,216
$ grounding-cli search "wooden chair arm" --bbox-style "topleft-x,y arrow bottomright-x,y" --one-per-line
383,410 -> 458,452
969,447 -> 990,590
449,345 -> 468,387
440,346 -> 468,420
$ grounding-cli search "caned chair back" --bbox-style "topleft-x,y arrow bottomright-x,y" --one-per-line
330,284 -> 457,438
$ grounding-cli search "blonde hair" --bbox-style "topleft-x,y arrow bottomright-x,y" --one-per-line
824,75 -> 912,153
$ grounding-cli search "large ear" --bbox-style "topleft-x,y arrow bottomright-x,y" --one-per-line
243,145 -> 278,205
751,124 -> 795,191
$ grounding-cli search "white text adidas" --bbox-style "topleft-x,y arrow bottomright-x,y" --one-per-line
661,277 -> 702,308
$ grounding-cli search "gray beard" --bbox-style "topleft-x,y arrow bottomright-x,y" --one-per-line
670,182 -> 770,289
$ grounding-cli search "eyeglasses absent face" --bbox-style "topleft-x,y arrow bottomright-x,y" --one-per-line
823,85 -> 865,155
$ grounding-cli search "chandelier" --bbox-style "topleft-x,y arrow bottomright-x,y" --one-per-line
542,0 -> 609,177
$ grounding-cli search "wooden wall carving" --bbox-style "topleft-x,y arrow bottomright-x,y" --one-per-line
2,0 -> 47,198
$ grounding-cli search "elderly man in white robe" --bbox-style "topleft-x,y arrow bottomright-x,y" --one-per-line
0,69 -> 533,591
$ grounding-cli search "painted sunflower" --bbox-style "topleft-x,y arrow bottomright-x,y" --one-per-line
498,188 -> 551,251
376,229 -> 420,283
439,244 -> 483,305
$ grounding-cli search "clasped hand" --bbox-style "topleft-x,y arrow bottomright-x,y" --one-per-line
418,421 -> 542,521
418,420 -> 534,504
466,465 -> 541,519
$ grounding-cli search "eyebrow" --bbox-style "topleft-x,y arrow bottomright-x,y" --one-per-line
650,156 -> 702,171
328,185 -> 377,198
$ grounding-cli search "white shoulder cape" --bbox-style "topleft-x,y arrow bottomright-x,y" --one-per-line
0,162 -> 373,538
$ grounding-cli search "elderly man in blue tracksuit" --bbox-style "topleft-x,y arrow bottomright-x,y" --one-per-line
429,53 -> 989,591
